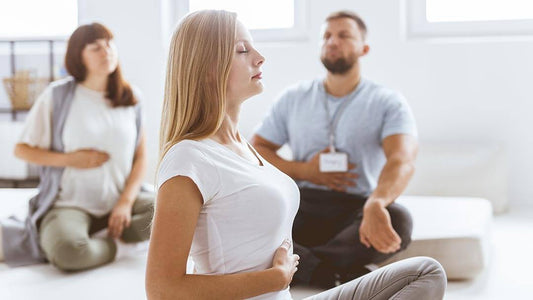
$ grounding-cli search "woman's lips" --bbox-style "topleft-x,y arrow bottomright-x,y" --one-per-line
252,72 -> 262,79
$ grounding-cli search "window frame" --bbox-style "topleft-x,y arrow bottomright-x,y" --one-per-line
168,0 -> 309,43
403,0 -> 533,41
0,0 -> 78,41
0,0 -> 77,55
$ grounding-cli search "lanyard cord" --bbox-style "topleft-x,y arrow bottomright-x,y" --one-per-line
322,84 -> 361,152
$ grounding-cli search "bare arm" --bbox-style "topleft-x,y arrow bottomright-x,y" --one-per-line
359,134 -> 418,253
14,143 -> 109,168
365,134 -> 418,208
145,176 -> 298,300
252,134 -> 357,192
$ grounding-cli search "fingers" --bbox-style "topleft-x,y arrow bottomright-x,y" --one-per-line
360,214 -> 402,253
378,224 -> 401,251
333,176 -> 356,187
108,215 -> 130,239
280,238 -> 292,251
369,228 -> 402,253
108,217 -> 121,238
387,226 -> 402,244
108,219 -> 117,238
327,183 -> 347,192
322,173 -> 358,191
94,151 -> 110,166
274,239 -> 292,258
359,232 -> 371,248
330,172 -> 358,179
290,254 -> 300,282
75,150 -> 110,168
273,241 -> 300,289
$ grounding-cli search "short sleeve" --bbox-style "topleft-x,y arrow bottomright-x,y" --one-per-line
254,91 -> 290,146
157,142 -> 221,204
380,92 -> 418,141
18,86 -> 53,149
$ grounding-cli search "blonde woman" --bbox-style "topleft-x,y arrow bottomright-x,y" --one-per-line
146,10 -> 446,300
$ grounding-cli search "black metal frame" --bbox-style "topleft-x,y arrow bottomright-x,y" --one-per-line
1,39 -> 64,120
0,39 -> 64,186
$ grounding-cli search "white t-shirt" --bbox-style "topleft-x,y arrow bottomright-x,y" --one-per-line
157,139 -> 300,300
19,84 -> 138,216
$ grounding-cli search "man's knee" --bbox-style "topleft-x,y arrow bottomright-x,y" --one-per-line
387,203 -> 413,250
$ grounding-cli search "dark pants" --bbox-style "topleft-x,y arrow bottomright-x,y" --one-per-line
293,188 -> 413,284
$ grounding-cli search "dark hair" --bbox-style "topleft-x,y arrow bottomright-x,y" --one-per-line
326,10 -> 367,39
65,23 -> 137,107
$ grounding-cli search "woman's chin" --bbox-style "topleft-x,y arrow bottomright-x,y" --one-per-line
254,82 -> 264,93
251,86 -> 264,98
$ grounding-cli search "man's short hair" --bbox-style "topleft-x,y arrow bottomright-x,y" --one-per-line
326,10 -> 367,39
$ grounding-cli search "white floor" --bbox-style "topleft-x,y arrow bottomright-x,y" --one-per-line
1,190 -> 532,299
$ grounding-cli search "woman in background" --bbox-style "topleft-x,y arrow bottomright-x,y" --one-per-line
146,9 -> 446,300
0,23 -> 154,271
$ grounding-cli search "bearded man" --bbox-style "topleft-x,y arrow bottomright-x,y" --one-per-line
252,10 -> 419,288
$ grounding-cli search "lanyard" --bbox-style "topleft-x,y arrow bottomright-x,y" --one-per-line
322,82 -> 360,152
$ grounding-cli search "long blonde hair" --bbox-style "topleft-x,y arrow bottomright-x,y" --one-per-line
159,10 -> 237,161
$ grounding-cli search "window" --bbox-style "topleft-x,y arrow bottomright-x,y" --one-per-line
168,0 -> 308,42
0,0 -> 78,39
190,0 -> 294,30
404,0 -> 533,40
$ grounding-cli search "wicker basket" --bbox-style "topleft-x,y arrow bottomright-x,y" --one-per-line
3,71 -> 49,110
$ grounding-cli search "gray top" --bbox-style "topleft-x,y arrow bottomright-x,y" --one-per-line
1,77 -> 142,267
254,77 -> 417,197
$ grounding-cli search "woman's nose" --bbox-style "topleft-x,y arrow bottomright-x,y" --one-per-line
255,53 -> 265,66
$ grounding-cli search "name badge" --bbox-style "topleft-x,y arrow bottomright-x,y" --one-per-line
319,152 -> 348,172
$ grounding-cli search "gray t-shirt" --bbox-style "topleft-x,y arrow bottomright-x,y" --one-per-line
255,77 -> 417,197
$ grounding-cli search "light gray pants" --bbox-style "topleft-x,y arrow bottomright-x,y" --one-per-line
39,192 -> 154,271
304,257 -> 446,300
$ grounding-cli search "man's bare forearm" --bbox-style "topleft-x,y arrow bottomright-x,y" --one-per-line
366,156 -> 415,208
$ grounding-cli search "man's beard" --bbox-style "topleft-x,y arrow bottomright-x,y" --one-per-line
321,53 -> 357,74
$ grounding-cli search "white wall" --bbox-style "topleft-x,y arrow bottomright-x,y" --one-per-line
79,0 -> 166,181
79,0 -> 533,206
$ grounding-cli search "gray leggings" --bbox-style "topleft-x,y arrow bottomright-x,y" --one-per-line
39,192 -> 154,271
303,257 -> 446,300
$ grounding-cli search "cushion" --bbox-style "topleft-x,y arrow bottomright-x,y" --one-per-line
378,195 -> 492,280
